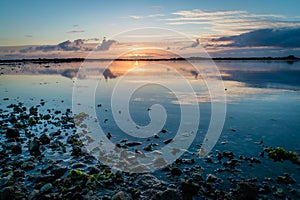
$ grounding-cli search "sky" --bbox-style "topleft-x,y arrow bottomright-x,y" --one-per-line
1,0 -> 300,59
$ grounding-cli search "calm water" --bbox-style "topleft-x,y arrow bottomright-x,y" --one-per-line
1,60 -> 299,184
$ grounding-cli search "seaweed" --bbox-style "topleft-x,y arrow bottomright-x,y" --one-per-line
265,146 -> 300,165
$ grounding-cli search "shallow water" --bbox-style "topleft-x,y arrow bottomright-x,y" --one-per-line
1,60 -> 300,196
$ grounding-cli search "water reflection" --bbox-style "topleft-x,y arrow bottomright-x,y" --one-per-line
1,60 -> 299,92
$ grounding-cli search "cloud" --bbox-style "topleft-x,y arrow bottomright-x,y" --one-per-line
96,37 -> 117,51
180,38 -> 200,50
129,14 -> 164,19
67,30 -> 85,34
19,39 -> 91,53
151,6 -> 162,9
25,34 -> 33,38
213,28 -> 300,48
167,9 -> 300,35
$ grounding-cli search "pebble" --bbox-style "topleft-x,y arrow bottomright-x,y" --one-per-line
40,183 -> 52,194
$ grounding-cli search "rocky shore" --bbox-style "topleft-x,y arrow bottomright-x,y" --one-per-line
0,99 -> 299,200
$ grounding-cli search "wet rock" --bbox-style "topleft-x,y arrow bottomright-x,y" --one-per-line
126,141 -> 142,147
29,138 -> 41,156
143,145 -> 153,152
137,174 -> 164,189
112,191 -> 131,200
206,174 -> 218,182
87,166 -> 100,175
40,183 -> 52,194
160,189 -> 182,200
21,161 -> 35,170
39,133 -> 51,144
153,134 -> 159,139
275,188 -> 284,198
72,192 -> 84,200
171,167 -> 182,176
163,138 -> 173,144
71,163 -> 86,169
11,143 -> 22,155
0,187 -> 14,200
6,128 -> 20,138
161,129 -> 167,133
236,181 -> 258,200
28,189 -> 40,200
51,165 -> 68,178
180,180 -> 199,200
276,173 -> 295,184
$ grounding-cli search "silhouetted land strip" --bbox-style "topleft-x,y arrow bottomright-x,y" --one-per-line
0,55 -> 299,64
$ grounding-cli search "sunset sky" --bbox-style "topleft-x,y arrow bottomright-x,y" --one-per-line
1,0 -> 300,59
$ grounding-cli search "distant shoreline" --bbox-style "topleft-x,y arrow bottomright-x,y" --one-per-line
0,55 -> 299,64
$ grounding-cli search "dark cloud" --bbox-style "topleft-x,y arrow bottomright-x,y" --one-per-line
19,38 -> 116,53
19,39 -> 92,53
67,30 -> 85,34
213,28 -> 300,48
96,37 -> 117,51
180,38 -> 200,50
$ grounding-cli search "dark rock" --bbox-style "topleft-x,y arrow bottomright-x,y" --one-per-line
143,145 -> 153,151
163,138 -> 173,144
0,187 -> 14,200
6,128 -> 20,138
87,166 -> 100,175
39,133 -> 51,144
161,129 -> 167,133
236,181 -> 258,200
126,141 -> 142,147
29,138 -> 40,156
51,165 -> 68,178
160,189 -> 182,200
276,173 -> 295,184
206,174 -> 218,182
40,183 -> 52,194
71,163 -> 86,169
171,167 -> 182,176
137,174 -> 163,189
11,144 -> 22,155
180,180 -> 199,200
112,191 -> 131,200
21,161 -> 35,170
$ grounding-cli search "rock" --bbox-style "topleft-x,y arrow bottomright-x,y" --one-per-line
40,183 -> 52,194
28,189 -> 40,200
21,161 -> 35,170
143,145 -> 153,152
161,129 -> 167,133
71,162 -> 86,169
137,174 -> 163,189
0,187 -> 14,200
160,189 -> 182,200
153,134 -> 159,138
163,138 -> 173,144
206,174 -> 218,182
6,128 -> 20,138
275,188 -> 284,198
72,192 -> 84,200
87,166 -> 100,175
236,181 -> 258,200
180,180 -> 199,200
276,173 -> 295,184
29,138 -> 40,155
126,141 -> 142,147
11,144 -> 22,155
39,133 -> 51,144
51,165 -> 68,178
112,191 -> 131,200
171,167 -> 182,176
